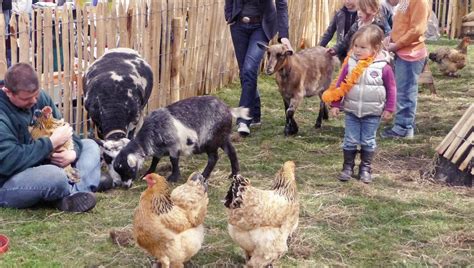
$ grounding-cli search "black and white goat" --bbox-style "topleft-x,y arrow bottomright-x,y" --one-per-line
112,96 -> 249,188
83,48 -> 153,177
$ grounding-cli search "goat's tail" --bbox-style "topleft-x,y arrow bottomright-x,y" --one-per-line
230,107 -> 251,120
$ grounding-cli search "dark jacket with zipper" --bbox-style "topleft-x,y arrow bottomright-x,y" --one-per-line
224,0 -> 289,40
319,6 -> 357,48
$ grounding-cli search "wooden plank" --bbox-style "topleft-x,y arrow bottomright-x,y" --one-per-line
436,104 -> 474,154
451,132 -> 474,164
458,148 -> 473,172
0,13 -> 6,80
35,10 -> 43,89
18,13 -> 30,63
44,8 -> 54,97
170,17 -> 183,102
96,2 -> 106,58
148,0 -> 160,110
54,7 -> 63,96
61,6 -> 71,122
76,7 -> 85,136
118,1 -> 127,47
443,116 -> 474,159
10,12 -> 17,65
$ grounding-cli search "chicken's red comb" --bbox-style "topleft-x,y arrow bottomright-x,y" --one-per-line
42,106 -> 53,114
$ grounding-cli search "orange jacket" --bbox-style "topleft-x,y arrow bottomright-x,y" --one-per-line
391,0 -> 430,56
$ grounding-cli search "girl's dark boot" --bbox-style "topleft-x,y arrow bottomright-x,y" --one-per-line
339,149 -> 357,181
359,150 -> 375,183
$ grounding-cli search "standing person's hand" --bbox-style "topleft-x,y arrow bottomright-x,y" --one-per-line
280,38 -> 294,53
330,107 -> 340,117
326,47 -> 336,56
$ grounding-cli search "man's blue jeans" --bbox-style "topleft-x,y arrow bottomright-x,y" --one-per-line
391,56 -> 426,137
343,113 -> 381,152
0,139 -> 101,209
230,22 -> 269,125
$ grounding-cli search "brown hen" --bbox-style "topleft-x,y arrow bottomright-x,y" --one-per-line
224,161 -> 299,268
30,106 -> 80,183
133,172 -> 208,268
429,37 -> 470,77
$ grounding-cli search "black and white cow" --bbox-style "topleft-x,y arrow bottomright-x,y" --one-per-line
112,96 -> 250,188
83,48 -> 153,183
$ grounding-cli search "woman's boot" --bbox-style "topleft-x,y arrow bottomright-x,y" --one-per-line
359,150 -> 375,183
339,149 -> 357,181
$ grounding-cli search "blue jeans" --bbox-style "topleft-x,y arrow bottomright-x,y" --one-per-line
343,113 -> 381,152
391,56 -> 426,136
0,139 -> 100,209
230,22 -> 268,125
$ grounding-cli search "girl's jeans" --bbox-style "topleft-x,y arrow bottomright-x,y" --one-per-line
343,112 -> 381,152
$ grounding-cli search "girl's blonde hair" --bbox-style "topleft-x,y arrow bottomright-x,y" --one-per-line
357,0 -> 380,14
350,24 -> 384,53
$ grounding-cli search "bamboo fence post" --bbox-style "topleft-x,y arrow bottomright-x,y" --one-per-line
0,13 -> 6,79
96,3 -> 106,58
170,17 -> 183,103
118,1 -> 127,48
148,0 -> 160,110
19,13 -> 29,63
34,10 -> 43,88
61,6 -> 71,122
54,7 -> 63,97
76,7 -> 85,136
43,9 -> 53,97
88,5 -> 96,61
10,15 -> 17,65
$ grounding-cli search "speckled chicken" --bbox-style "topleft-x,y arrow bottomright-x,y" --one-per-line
30,106 -> 80,183
429,37 -> 470,77
224,161 -> 299,267
133,172 -> 209,268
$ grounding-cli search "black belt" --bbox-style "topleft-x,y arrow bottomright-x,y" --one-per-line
239,16 -> 262,24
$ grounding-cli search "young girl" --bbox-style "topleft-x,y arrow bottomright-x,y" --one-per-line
328,0 -> 388,60
322,25 -> 396,183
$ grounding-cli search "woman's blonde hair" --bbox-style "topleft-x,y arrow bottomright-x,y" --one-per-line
350,24 -> 384,53
357,0 -> 380,14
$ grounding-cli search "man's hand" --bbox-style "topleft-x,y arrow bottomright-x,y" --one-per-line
280,38 -> 294,53
330,107 -> 340,117
382,111 -> 393,121
50,149 -> 77,167
49,125 -> 73,149
387,42 -> 398,52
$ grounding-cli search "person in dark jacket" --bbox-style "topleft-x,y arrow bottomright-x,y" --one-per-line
327,0 -> 388,61
224,0 -> 293,136
319,0 -> 358,61
0,63 -> 100,212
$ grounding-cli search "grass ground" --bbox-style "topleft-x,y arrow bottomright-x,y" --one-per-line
1,38 -> 473,267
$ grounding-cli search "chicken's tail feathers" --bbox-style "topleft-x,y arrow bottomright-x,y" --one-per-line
224,174 -> 249,209
230,107 -> 251,120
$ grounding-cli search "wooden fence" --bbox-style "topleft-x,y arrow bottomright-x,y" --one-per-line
433,0 -> 474,38
0,0 -> 342,135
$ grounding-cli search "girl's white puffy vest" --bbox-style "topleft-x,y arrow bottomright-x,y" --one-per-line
343,54 -> 388,118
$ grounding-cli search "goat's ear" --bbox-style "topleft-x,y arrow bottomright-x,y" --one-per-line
257,41 -> 269,51
285,49 -> 294,56
127,154 -> 138,168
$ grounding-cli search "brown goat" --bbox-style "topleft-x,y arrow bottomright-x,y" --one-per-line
258,43 -> 338,136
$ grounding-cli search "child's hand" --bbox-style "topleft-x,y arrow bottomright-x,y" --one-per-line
326,47 -> 336,56
382,111 -> 393,121
330,107 -> 340,117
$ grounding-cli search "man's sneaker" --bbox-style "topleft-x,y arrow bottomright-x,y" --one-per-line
249,118 -> 262,128
380,128 -> 414,139
237,122 -> 250,136
56,192 -> 97,212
